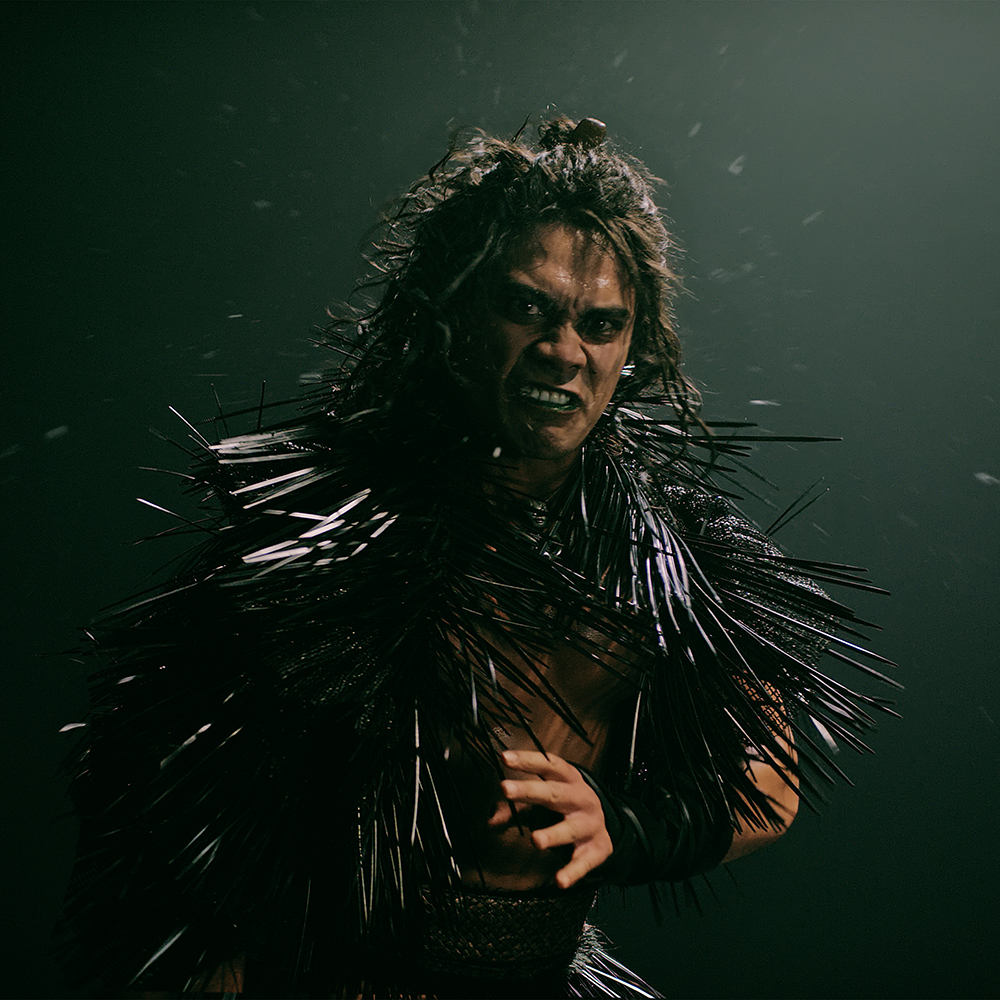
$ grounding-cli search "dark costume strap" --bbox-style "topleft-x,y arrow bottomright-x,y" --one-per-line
576,768 -> 734,886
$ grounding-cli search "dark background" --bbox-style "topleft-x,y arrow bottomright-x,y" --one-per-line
4,2 -> 998,997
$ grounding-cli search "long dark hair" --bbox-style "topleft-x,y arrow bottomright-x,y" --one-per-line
324,116 -> 700,431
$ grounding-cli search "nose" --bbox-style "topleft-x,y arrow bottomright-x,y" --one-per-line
533,320 -> 587,378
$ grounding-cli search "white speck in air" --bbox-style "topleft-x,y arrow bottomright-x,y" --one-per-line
252,200 -> 272,210
728,155 -> 746,176
802,210 -> 825,226
749,400 -> 780,407
709,267 -> 737,283
44,425 -> 69,440
974,472 -> 1000,486
228,314 -> 243,319
613,50 -> 628,68
688,122 -> 702,138
492,446 -> 502,458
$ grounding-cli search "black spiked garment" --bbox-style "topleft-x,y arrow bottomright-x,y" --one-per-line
58,380 -> 895,996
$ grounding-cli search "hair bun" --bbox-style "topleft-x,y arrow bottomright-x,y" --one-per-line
537,116 -> 607,150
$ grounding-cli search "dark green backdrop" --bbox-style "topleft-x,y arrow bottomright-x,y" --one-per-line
4,2 -> 998,997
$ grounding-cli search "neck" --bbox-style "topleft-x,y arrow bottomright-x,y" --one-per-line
483,450 -> 580,501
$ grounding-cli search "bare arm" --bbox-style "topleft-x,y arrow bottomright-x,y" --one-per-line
724,695 -> 799,862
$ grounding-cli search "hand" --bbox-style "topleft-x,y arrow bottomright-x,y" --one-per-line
498,749 -> 612,889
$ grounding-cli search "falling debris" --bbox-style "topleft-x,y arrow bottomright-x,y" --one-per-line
228,314 -> 243,319
748,400 -> 780,407
252,200 -> 272,210
44,425 -> 70,440
612,50 -> 628,68
688,122 -> 702,138
728,155 -> 746,176
802,210 -> 825,226
973,472 -> 1000,486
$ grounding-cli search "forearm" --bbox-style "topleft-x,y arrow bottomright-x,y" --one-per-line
724,717 -> 800,862
578,768 -> 733,886
723,757 -> 798,861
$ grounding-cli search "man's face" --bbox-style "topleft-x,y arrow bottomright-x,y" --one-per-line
472,222 -> 635,468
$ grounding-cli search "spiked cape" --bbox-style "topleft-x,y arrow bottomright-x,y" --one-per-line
59,394 -> 895,996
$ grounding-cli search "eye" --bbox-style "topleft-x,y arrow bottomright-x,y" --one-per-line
498,291 -> 546,323
580,314 -> 626,341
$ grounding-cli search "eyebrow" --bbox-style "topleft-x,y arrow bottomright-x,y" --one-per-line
496,278 -> 633,321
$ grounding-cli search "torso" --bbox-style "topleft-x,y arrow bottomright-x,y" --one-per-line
444,632 -> 632,891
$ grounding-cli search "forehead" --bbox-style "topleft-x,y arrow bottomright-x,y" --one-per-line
500,222 -> 632,301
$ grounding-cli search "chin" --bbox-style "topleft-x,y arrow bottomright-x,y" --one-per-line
512,435 -> 580,463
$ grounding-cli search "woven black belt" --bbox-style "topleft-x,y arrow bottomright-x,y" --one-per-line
416,883 -> 597,980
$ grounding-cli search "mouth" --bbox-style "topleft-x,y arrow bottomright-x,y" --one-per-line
517,384 -> 581,412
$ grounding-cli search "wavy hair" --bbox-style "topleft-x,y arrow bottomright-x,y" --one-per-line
325,116 -> 700,431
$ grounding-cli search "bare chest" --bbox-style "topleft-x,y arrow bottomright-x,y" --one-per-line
490,633 -> 632,771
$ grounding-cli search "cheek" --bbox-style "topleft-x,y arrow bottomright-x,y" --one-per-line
485,321 -> 524,375
597,342 -> 632,398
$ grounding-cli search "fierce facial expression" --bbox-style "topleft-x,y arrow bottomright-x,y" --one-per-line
472,223 -> 635,490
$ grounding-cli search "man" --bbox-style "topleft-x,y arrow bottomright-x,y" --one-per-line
60,117 -> 891,998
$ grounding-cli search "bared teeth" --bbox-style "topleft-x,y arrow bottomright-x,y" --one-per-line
520,386 -> 575,408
